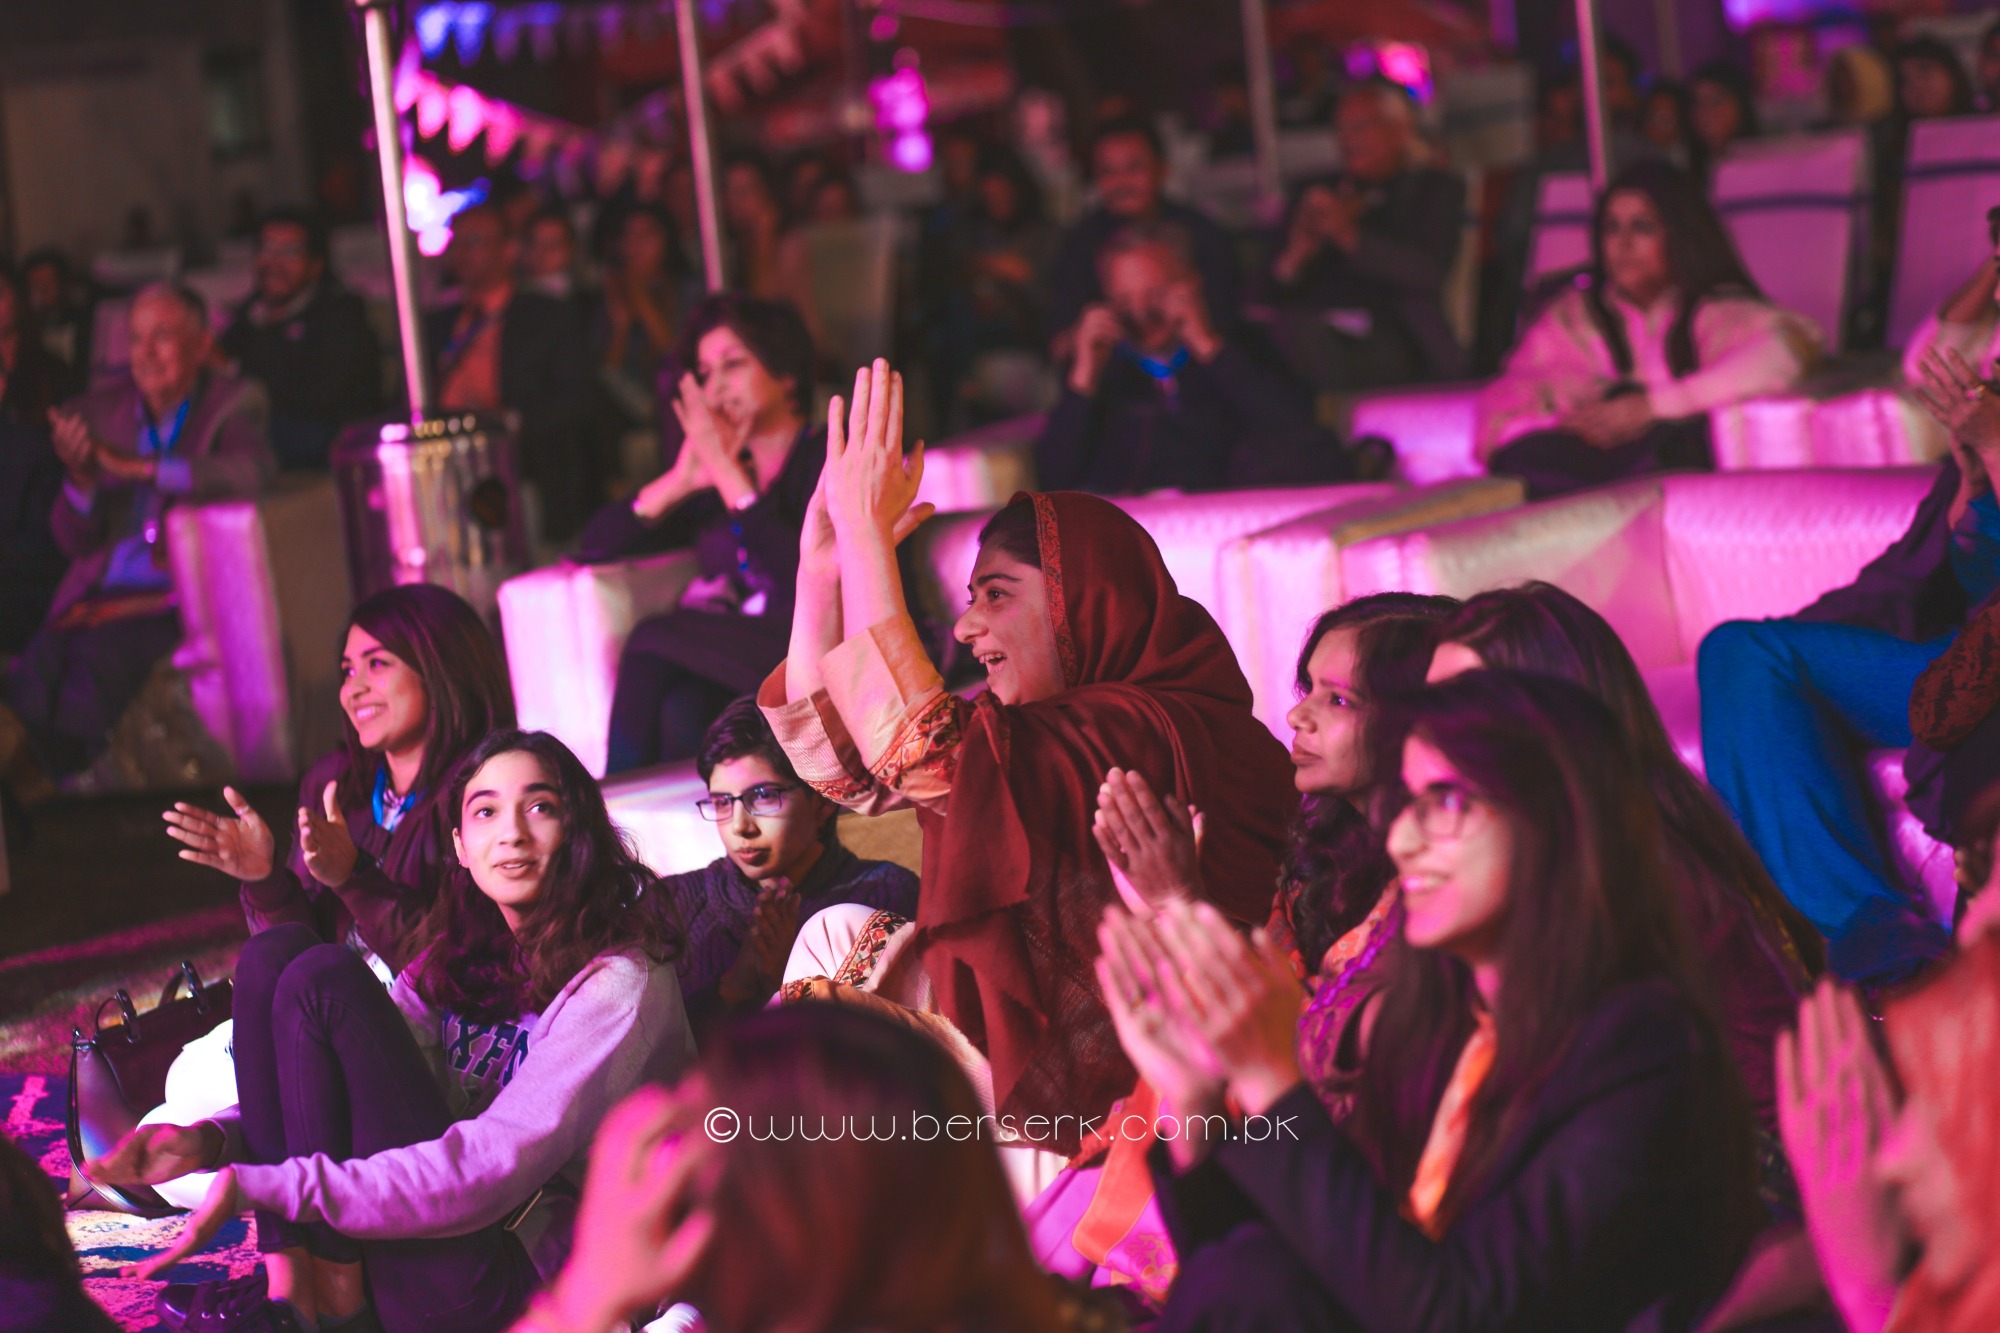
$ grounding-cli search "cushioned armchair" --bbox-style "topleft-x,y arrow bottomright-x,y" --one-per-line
1338,466 -> 1954,919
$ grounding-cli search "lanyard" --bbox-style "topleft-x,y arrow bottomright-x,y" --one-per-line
372,765 -> 419,833
1121,343 -> 1191,407
438,306 -> 496,378
140,396 -> 191,457
727,445 -> 768,615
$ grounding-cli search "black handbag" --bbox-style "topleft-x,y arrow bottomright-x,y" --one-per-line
65,960 -> 233,1217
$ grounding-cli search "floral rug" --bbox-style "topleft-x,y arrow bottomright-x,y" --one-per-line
4,1072 -> 260,1332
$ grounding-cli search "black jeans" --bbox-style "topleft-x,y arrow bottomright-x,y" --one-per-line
1487,416 -> 1714,501
604,646 -> 737,775
5,609 -> 179,776
233,926 -> 540,1333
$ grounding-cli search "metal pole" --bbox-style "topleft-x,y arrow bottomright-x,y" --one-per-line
1575,0 -> 1614,194
677,0 -> 727,292
1240,0 -> 1282,223
354,0 -> 436,419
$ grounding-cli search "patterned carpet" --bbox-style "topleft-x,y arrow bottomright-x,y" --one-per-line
4,1072 -> 261,1332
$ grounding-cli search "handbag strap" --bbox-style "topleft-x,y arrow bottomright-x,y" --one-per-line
92,991 -> 141,1043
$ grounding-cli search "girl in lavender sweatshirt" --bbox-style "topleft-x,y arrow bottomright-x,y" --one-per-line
91,730 -> 696,1333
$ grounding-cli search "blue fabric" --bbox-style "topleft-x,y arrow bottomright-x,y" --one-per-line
100,394 -> 191,593
1699,619 -> 1955,982
1950,492 -> 2000,604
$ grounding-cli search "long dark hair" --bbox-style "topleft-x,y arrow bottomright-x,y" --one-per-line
1436,582 -> 1825,978
412,730 -> 681,1023
335,584 -> 515,816
1586,158 -> 1760,379
1893,36 -> 1976,120
681,1004 -> 1065,1333
1355,672 -> 1754,1286
1281,592 -> 1458,964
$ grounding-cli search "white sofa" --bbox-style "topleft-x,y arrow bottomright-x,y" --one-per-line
1337,466 -> 1954,921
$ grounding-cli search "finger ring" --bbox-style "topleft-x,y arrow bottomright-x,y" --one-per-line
1971,383 -> 1990,401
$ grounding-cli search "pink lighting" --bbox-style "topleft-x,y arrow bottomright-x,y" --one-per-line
869,63 -> 931,174
403,155 -> 488,256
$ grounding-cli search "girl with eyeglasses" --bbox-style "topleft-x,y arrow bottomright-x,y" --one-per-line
1101,670 -> 1758,1329
93,730 -> 693,1333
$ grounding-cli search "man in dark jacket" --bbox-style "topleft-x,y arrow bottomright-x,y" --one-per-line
1045,116 -> 1243,355
1036,222 -> 1348,495
1262,80 -> 1468,390
1700,401 -> 2000,982
219,208 -> 381,470
425,203 -> 594,540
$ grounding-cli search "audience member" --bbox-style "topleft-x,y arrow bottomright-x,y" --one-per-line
1698,315 -> 2000,981
781,150 -> 835,221
514,1006 -> 1079,1333
591,201 -> 687,471
1263,79 -> 1468,390
1044,116 -> 1241,351
665,698 -> 917,1036
0,1132 -> 120,1333
1821,45 -> 1896,128
930,144 -> 1060,428
1480,160 -> 1819,498
1980,17 -> 2000,111
1036,222 -> 1349,493
721,151 -> 789,303
581,295 -> 822,772
0,266 -> 69,655
1780,954 -> 2000,1333
90,730 -> 695,1333
520,207 -> 581,301
803,169 -> 861,226
219,207 -> 381,471
427,203 -> 595,541
1640,80 -> 1692,166
19,249 -> 91,392
1904,204 -> 2000,384
165,584 -> 514,977
1277,38 -> 1338,128
0,284 -> 274,794
1893,36 -> 1976,123
1429,584 -> 1820,1131
1689,60 -> 1760,184
1072,593 -> 1456,1303
1109,671 -> 1758,1329
766,366 -> 1296,1156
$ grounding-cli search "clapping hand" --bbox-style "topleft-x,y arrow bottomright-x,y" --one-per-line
1068,304 -> 1124,396
164,786 -> 276,881
1776,980 -> 1906,1333
673,373 -> 752,503
718,881 -> 801,1007
298,780 -> 360,888
1160,279 -> 1221,361
1565,392 -> 1655,448
1913,346 -> 2000,471
1096,904 -> 1227,1128
87,1120 -> 225,1190
535,1086 -> 718,1333
1094,767 -> 1206,912
1150,899 -> 1306,1117
824,360 -> 930,549
50,408 -> 98,487
128,1166 -> 243,1280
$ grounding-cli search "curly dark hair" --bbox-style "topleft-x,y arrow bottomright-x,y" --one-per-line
411,730 -> 682,1023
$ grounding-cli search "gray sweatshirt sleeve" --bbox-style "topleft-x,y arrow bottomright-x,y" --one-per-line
233,951 -> 694,1240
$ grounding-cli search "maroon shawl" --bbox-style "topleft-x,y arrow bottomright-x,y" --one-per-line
915,492 -> 1294,1154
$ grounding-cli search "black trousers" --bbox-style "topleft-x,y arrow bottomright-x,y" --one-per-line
1160,1218 -> 1354,1331
604,641 -> 739,775
5,610 -> 179,776
1487,416 -> 1714,501
233,926 -> 540,1333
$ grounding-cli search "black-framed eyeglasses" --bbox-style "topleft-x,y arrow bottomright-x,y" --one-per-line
696,783 -> 800,822
1393,782 -> 1483,842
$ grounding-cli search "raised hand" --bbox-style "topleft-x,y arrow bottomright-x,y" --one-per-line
824,360 -> 927,547
673,372 -> 753,506
86,1120 -> 225,1189
1094,767 -> 1206,912
1153,899 -> 1306,1116
1096,904 -> 1227,1124
1564,393 -> 1655,449
50,408 -> 98,487
164,786 -> 276,881
534,1085 -> 718,1333
1068,304 -> 1124,396
298,780 -> 360,888
797,466 -> 841,586
1160,279 -> 1220,361
128,1166 -> 243,1280
1776,980 -> 1905,1333
1913,346 -> 2000,467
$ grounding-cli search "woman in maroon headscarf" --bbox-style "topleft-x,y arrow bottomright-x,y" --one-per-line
759,359 -> 1295,1157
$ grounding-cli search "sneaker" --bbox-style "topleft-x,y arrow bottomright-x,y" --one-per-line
155,1270 -> 304,1333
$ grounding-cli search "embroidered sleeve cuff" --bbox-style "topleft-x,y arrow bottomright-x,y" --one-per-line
822,615 -> 946,773
758,663 -> 878,807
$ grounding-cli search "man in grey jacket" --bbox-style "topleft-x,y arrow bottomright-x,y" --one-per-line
0,282 -> 274,790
